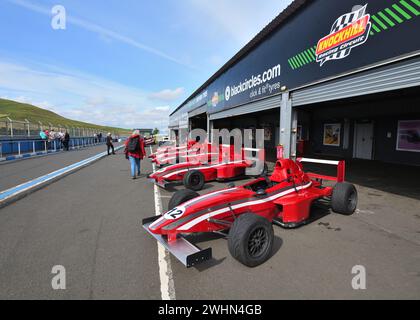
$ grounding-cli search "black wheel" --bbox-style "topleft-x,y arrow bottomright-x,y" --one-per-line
228,213 -> 274,267
168,189 -> 200,210
331,183 -> 358,215
183,170 -> 205,191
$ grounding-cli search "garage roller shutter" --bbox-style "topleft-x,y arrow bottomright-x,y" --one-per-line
291,57 -> 420,107
188,104 -> 207,118
209,94 -> 281,120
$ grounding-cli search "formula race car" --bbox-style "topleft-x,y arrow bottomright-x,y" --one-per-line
148,144 -> 265,191
144,136 -> 156,146
143,157 -> 357,268
149,140 -> 198,167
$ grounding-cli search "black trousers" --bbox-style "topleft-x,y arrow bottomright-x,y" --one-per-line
107,144 -> 115,155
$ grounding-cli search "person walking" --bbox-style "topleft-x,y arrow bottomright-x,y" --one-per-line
63,131 -> 70,151
124,130 -> 146,179
106,132 -> 115,155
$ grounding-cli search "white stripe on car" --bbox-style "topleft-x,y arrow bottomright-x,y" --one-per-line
177,182 -> 312,231
161,160 -> 245,179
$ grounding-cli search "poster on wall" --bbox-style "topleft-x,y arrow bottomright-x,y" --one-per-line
396,120 -> 420,152
323,123 -> 341,147
263,126 -> 272,141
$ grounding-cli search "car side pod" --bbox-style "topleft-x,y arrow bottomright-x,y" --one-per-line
142,216 -> 212,268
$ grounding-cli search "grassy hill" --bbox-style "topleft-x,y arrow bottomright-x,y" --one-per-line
0,98 -> 131,135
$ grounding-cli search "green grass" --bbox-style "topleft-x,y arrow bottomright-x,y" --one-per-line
0,98 -> 131,135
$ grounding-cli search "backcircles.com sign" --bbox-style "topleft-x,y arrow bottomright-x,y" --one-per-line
224,64 -> 282,102
207,64 -> 282,110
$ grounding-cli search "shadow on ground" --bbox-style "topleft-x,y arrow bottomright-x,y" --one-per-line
297,159 -> 420,200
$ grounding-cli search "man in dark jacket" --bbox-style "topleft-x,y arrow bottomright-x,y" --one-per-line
63,131 -> 70,151
106,132 -> 115,155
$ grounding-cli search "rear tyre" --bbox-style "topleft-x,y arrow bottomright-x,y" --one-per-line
168,189 -> 200,210
183,170 -> 205,191
331,183 -> 358,215
228,213 -> 274,267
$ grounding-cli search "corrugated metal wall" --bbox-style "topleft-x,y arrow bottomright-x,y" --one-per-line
291,57 -> 420,107
209,94 -> 282,120
188,105 -> 207,118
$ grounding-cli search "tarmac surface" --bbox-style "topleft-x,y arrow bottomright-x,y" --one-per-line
0,146 -> 419,299
0,144 -> 121,191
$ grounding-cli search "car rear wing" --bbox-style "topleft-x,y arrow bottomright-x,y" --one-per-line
297,158 -> 345,183
142,216 -> 212,268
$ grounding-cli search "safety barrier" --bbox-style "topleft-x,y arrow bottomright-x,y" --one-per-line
0,117 -> 117,138
0,145 -> 125,208
0,137 -> 106,161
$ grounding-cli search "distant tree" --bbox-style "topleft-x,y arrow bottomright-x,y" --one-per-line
153,128 -> 160,135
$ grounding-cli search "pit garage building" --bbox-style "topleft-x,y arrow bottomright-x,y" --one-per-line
169,0 -> 420,165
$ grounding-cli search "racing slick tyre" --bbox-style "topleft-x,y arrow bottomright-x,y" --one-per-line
183,170 -> 205,191
331,182 -> 358,215
168,189 -> 200,210
228,213 -> 274,267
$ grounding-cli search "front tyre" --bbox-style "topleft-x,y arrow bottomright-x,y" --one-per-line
168,189 -> 199,210
183,170 -> 205,191
331,183 -> 358,215
228,213 -> 274,267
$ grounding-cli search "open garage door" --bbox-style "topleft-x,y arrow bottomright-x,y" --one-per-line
209,94 -> 281,121
291,57 -> 420,107
188,105 -> 207,132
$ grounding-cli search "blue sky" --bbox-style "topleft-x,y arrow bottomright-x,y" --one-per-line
0,0 -> 292,131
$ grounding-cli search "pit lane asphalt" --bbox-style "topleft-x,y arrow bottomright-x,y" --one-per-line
0,147 -> 160,299
0,143 -> 122,192
158,170 -> 420,300
0,147 -> 419,299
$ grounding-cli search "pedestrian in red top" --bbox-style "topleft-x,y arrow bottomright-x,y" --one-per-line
124,130 -> 146,179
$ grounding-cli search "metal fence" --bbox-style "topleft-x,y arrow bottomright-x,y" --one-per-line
0,137 -> 106,159
0,117 -> 116,138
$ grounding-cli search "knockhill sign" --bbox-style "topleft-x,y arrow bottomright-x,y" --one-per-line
316,4 -> 372,66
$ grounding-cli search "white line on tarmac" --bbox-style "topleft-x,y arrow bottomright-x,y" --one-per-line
150,146 -> 176,300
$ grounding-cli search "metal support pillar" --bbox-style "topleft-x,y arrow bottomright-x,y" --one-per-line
279,92 -> 298,159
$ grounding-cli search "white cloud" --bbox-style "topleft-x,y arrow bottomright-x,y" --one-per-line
0,60 -> 171,131
149,88 -> 185,102
155,106 -> 171,111
6,0 -> 196,69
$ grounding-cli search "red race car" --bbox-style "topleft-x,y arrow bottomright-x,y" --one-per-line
143,157 -> 357,268
148,144 -> 265,190
149,140 -> 198,167
144,136 -> 156,146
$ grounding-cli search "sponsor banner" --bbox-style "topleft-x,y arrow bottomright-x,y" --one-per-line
316,5 -> 371,66
174,0 -> 419,116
